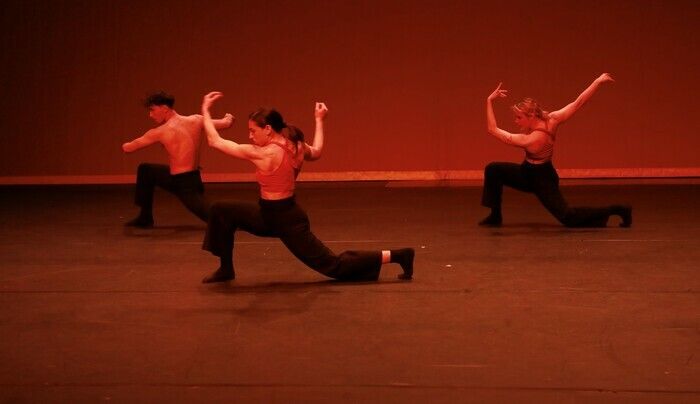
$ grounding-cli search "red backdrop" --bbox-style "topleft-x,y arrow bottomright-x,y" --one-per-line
1,0 -> 698,181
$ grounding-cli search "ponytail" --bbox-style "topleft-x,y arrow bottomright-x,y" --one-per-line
249,107 -> 305,146
283,125 -> 305,144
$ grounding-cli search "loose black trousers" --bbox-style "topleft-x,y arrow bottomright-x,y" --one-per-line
203,196 -> 382,281
133,163 -> 210,222
481,161 -> 612,227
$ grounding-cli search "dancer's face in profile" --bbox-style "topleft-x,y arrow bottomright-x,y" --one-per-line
513,111 -> 531,131
248,120 -> 271,146
148,105 -> 170,125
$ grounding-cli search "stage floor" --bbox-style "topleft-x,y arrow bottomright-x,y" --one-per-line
0,182 -> 698,403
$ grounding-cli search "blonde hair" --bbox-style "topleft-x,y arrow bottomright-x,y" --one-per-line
512,98 -> 549,120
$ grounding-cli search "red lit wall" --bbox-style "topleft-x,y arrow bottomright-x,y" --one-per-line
1,0 -> 698,181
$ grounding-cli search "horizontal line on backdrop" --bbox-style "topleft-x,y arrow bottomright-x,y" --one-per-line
1,168 -> 699,185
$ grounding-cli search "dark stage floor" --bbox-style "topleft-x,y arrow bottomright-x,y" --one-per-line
0,182 -> 698,403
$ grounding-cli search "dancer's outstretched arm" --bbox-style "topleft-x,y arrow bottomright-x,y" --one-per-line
549,73 -> 614,125
304,102 -> 328,161
486,83 -> 538,148
201,91 -> 264,161
122,129 -> 160,153
206,113 -> 235,130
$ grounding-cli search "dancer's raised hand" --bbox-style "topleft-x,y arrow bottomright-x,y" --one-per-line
315,102 -> 328,120
202,91 -> 224,113
487,83 -> 508,101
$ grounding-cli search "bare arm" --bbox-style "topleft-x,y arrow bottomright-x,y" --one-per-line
122,129 -> 160,153
201,92 -> 264,161
549,73 -> 614,124
304,102 -> 328,161
485,83 -> 536,148
196,113 -> 235,130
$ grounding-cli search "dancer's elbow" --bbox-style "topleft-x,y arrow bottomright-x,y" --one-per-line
207,137 -> 221,149
307,149 -> 322,161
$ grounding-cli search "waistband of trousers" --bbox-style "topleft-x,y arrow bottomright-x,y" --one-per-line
259,195 -> 296,210
171,169 -> 201,178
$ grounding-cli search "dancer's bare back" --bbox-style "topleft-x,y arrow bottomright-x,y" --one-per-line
123,112 -> 233,174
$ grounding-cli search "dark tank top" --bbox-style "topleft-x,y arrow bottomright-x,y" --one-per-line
525,128 -> 555,163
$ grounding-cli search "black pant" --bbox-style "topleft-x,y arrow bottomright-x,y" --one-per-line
133,163 -> 210,222
481,161 -> 613,227
203,196 -> 382,281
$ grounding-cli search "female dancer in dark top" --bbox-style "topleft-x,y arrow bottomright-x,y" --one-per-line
200,92 -> 414,283
480,73 -> 632,228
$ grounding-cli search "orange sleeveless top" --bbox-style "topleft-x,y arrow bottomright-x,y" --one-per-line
255,140 -> 302,195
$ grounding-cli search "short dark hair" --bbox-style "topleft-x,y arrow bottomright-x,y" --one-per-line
144,91 -> 175,108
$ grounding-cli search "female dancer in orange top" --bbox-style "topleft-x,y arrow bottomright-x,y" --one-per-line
200,92 -> 414,283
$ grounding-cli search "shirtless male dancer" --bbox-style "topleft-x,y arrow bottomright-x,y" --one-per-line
122,91 -> 234,228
